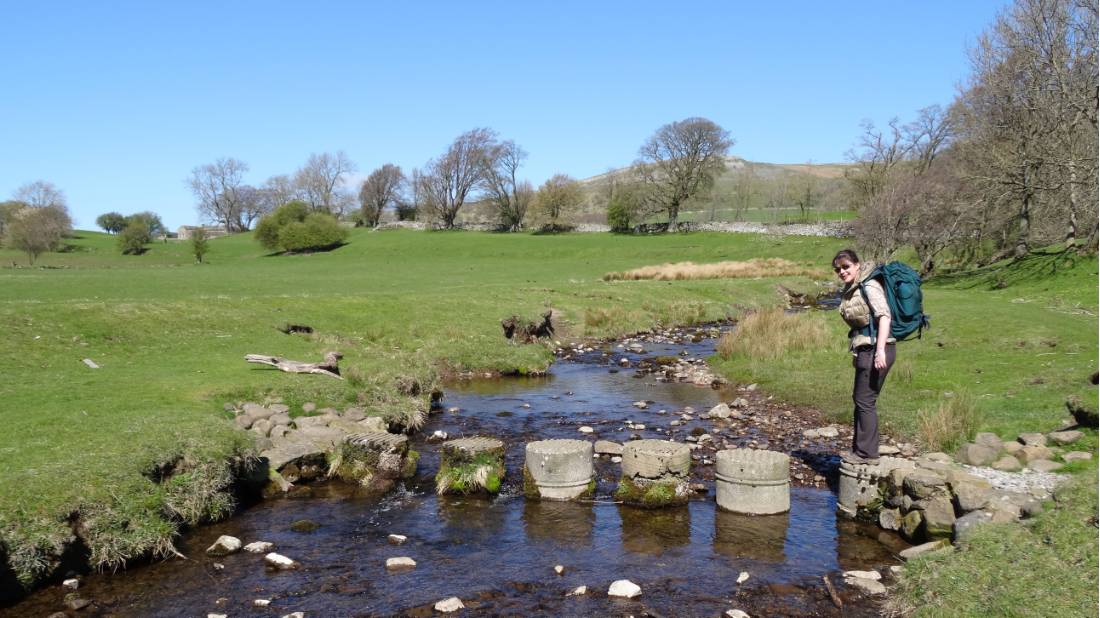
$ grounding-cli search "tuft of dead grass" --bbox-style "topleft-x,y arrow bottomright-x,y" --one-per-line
604,258 -> 823,281
917,392 -> 982,452
717,308 -> 829,361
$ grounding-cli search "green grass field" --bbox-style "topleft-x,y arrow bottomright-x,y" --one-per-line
0,229 -> 1095,615
0,228 -> 840,587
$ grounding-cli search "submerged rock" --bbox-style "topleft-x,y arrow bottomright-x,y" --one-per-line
385,557 -> 417,571
264,552 -> 298,570
244,541 -> 274,553
388,534 -> 408,545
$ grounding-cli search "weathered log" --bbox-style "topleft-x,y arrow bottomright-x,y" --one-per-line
245,351 -> 343,379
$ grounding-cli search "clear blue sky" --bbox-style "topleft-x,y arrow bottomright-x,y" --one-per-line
1,1 -> 1008,230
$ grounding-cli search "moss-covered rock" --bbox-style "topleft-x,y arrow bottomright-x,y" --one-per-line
614,477 -> 687,508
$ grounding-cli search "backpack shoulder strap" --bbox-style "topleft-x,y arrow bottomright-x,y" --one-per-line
858,281 -> 877,343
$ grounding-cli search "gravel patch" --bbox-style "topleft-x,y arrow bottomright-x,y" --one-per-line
960,463 -> 1069,496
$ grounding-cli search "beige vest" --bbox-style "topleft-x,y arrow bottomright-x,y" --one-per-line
838,262 -> 894,350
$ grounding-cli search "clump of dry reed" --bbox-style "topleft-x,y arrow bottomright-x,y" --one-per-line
603,258 -> 823,281
917,392 -> 982,452
717,307 -> 829,361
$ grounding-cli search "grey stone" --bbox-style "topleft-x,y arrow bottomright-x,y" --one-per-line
1063,451 -> 1093,462
950,477 -> 992,512
879,444 -> 900,455
1016,445 -> 1053,463
899,539 -> 949,560
525,439 -> 595,500
234,414 -> 254,430
955,443 -> 998,466
295,424 -> 347,449
844,576 -> 887,596
904,471 -> 947,499
953,510 -> 993,543
268,403 -> 289,414
843,569 -> 881,581
206,535 -> 242,556
608,579 -> 642,598
817,426 -> 839,438
922,495 -> 956,539
991,456 -> 1023,471
244,541 -> 273,553
261,435 -> 326,471
621,439 -> 691,479
901,510 -> 923,541
385,556 -> 416,571
264,552 -> 298,569
1047,430 -> 1083,446
1027,459 -> 1063,473
973,432 -> 1003,450
923,452 -> 954,463
434,597 -> 465,613
270,412 -> 292,426
251,418 -> 274,437
243,402 -> 270,420
1017,432 -> 1047,447
594,440 -> 623,456
1002,441 -> 1023,455
731,397 -> 749,408
879,508 -> 902,531
709,403 -> 732,419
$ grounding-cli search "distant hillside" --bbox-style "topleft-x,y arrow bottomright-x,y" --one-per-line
455,156 -> 855,226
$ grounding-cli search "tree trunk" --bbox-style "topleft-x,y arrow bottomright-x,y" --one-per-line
1066,160 -> 1079,248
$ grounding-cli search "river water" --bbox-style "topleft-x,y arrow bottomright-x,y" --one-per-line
6,327 -> 905,617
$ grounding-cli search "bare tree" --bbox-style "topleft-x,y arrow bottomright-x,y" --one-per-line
844,119 -> 912,211
634,117 -> 733,228
534,174 -> 583,228
262,174 -> 301,209
421,128 -> 496,229
236,185 -> 273,230
358,164 -> 406,228
5,204 -> 72,264
13,181 -> 67,210
188,158 -> 249,232
482,140 -> 533,231
294,151 -> 357,217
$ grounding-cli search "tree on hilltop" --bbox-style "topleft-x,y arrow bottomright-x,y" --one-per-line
358,164 -> 405,228
96,212 -> 126,234
420,128 -> 497,229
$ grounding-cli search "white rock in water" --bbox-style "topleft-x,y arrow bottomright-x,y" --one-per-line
845,576 -> 887,596
254,599 -> 271,607
264,552 -> 298,569
611,456 -> 622,463
578,426 -> 594,434
386,556 -> 417,571
434,597 -> 465,612
554,564 -> 565,575
607,579 -> 642,598
208,614 -> 227,618
817,426 -> 840,438
62,578 -> 79,590
633,400 -> 648,409
726,610 -> 751,618
567,585 -> 588,596
244,541 -> 274,553
388,534 -> 408,545
736,571 -> 750,584
843,569 -> 881,581
430,430 -> 449,441
212,562 -> 225,570
206,535 -> 242,556
281,613 -> 305,618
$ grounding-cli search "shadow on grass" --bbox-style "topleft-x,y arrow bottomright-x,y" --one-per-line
929,248 -> 1083,291
261,241 -> 349,257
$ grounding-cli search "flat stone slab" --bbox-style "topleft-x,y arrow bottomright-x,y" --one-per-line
621,439 -> 690,480
443,436 -> 504,455
261,436 -> 325,471
346,432 -> 408,451
594,440 -> 624,456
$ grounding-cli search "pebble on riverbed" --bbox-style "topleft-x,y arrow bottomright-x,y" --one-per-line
206,535 -> 242,556
264,552 -> 298,570
385,557 -> 417,571
608,579 -> 642,598
244,541 -> 274,553
434,597 -> 465,612
388,534 -> 408,545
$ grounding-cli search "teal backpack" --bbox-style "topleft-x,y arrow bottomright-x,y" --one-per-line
858,261 -> 930,342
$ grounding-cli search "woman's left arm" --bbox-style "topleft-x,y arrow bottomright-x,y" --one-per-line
874,314 -> 891,370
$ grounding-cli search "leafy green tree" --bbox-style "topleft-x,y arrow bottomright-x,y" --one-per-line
96,212 -> 127,234
190,227 -> 209,263
607,196 -> 633,233
255,200 -> 346,252
125,211 -> 166,240
118,221 -> 151,255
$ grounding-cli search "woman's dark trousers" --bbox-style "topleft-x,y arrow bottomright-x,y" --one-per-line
852,344 -> 895,458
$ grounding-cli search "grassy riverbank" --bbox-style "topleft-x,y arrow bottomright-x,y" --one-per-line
714,249 -> 1099,617
0,228 -> 841,590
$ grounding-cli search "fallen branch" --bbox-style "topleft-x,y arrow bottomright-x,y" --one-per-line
245,351 -> 343,379
822,574 -> 843,609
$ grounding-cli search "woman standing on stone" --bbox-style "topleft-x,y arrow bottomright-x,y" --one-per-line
833,249 -> 894,464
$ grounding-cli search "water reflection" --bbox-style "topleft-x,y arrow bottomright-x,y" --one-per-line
619,505 -> 691,555
522,500 -> 595,548
436,495 -> 508,544
713,510 -> 790,564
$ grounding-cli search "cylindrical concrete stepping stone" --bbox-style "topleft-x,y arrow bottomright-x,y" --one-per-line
837,456 -> 913,517
715,448 -> 790,515
331,432 -> 413,489
435,436 -> 506,495
616,440 -> 691,507
524,439 -> 595,501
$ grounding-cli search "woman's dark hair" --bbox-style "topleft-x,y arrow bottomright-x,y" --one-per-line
832,249 -> 860,267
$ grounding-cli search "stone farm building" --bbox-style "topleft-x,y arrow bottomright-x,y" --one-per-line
176,225 -> 229,240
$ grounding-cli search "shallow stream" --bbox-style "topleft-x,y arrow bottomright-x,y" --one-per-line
6,328 -> 906,617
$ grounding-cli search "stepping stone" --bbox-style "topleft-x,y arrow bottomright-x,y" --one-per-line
616,440 -> 691,507
524,439 -> 594,501
436,436 -> 505,495
715,449 -> 790,515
